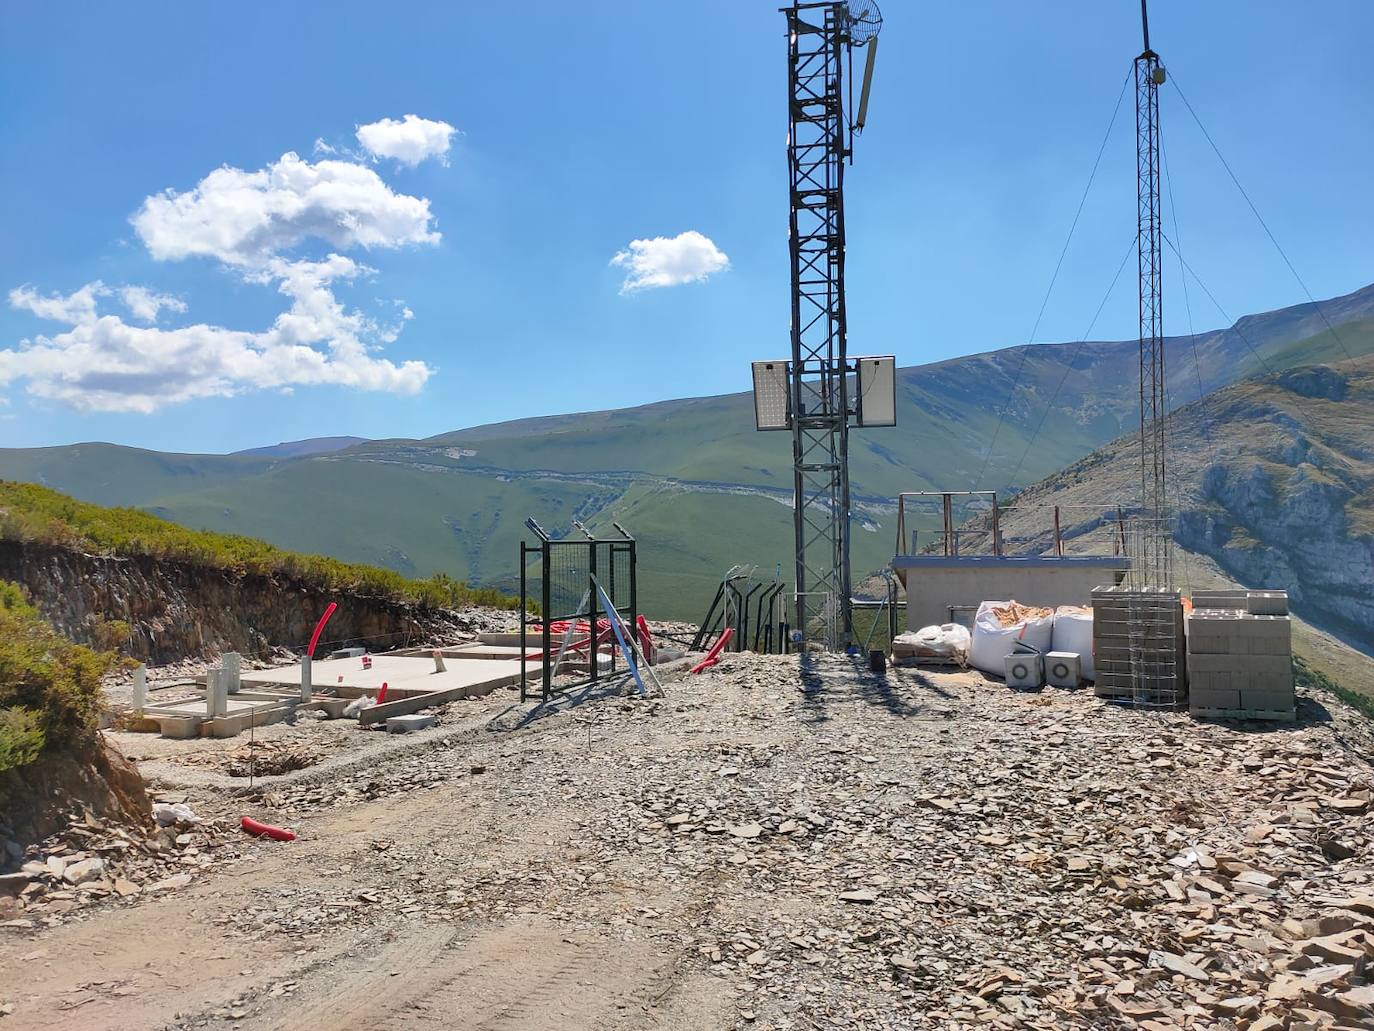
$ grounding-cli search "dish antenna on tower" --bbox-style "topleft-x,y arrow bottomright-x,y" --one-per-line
846,1 -> 883,134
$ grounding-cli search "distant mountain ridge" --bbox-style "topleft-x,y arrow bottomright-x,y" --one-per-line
232,436 -> 369,458
2,280 -> 1372,620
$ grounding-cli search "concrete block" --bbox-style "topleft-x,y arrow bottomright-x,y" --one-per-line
1188,609 -> 1245,627
1190,590 -> 1249,610
156,716 -> 200,740
1189,688 -> 1241,710
1247,591 -> 1289,616
386,714 -> 437,734
1233,616 -> 1291,639
312,697 -> 351,718
1188,654 -> 1291,675
301,654 -> 312,703
1190,670 -> 1232,693
1187,634 -> 1233,655
1240,687 -> 1294,712
1045,652 -> 1081,688
1239,635 -> 1292,657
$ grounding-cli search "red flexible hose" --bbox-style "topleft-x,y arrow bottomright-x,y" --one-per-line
241,817 -> 296,841
307,603 -> 338,659
691,628 -> 734,674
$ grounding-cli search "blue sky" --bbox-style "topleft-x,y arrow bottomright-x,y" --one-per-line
2,1 -> 1371,454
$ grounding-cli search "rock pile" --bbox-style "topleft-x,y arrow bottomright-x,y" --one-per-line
0,804 -> 248,930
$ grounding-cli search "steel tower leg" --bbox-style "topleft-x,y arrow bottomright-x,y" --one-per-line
786,3 -> 852,651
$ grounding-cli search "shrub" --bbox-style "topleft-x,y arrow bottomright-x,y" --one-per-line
0,707 -> 44,771
0,581 -> 113,772
0,480 -> 521,612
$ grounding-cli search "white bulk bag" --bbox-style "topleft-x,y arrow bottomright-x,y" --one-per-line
1051,606 -> 1095,681
969,600 -> 1054,675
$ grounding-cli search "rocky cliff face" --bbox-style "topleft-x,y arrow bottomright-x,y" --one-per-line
981,357 -> 1374,657
0,540 -> 468,664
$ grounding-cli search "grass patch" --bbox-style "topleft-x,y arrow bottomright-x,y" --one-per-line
1294,652 -> 1374,720
0,581 -> 113,772
0,480 -> 521,612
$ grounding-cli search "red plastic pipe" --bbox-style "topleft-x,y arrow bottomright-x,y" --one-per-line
307,602 -> 338,659
690,627 -> 734,674
376,681 -> 389,704
241,817 -> 296,841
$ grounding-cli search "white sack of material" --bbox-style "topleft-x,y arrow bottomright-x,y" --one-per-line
1051,606 -> 1095,681
343,694 -> 377,718
153,802 -> 202,827
968,600 -> 1054,675
893,624 -> 972,664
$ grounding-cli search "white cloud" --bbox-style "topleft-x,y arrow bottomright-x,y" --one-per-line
131,151 -> 440,267
9,281 -> 108,324
119,285 -> 187,323
7,128 -> 450,414
0,264 -> 430,414
356,115 -> 457,167
610,231 -> 730,294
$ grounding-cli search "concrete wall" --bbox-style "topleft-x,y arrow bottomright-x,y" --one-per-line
894,557 -> 1129,630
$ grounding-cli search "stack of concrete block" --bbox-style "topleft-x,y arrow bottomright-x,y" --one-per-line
1186,589 -> 1293,721
1091,586 -> 1185,704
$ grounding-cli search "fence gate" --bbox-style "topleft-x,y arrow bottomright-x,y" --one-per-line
519,519 -> 637,702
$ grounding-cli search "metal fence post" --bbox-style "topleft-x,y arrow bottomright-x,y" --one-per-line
541,537 -> 552,701
588,537 -> 599,682
520,541 -> 528,702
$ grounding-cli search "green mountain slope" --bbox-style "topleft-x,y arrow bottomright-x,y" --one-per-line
3,282 -> 1373,622
0,443 -> 279,508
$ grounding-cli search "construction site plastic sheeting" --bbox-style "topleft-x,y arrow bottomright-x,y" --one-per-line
969,601 -> 1053,676
1051,606 -> 1095,681
893,624 -> 971,665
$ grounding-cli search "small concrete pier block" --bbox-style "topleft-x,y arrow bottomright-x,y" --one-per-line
223,652 -> 242,695
132,664 -> 147,711
206,667 -> 228,718
301,655 -> 313,703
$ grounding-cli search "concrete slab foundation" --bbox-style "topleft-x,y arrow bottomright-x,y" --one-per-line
236,655 -> 531,696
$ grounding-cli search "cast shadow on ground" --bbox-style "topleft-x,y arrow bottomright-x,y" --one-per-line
795,654 -> 936,724
489,674 -> 639,733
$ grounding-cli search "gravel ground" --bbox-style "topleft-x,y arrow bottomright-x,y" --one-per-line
2,652 -> 1373,1029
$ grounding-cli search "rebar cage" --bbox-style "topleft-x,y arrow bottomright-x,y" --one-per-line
519,519 -> 637,702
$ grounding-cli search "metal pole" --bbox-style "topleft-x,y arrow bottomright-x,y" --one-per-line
943,493 -> 953,556
541,538 -> 552,701
519,542 -> 528,702
588,536 -> 599,681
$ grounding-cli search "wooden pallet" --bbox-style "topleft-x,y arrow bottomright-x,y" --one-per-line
1189,705 -> 1296,724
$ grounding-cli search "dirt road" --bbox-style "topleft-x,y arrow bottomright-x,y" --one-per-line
3,654 -> 1373,1029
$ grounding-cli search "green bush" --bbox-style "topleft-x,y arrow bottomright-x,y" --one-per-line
0,581 -> 113,771
0,480 -> 521,612
0,707 -> 44,771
